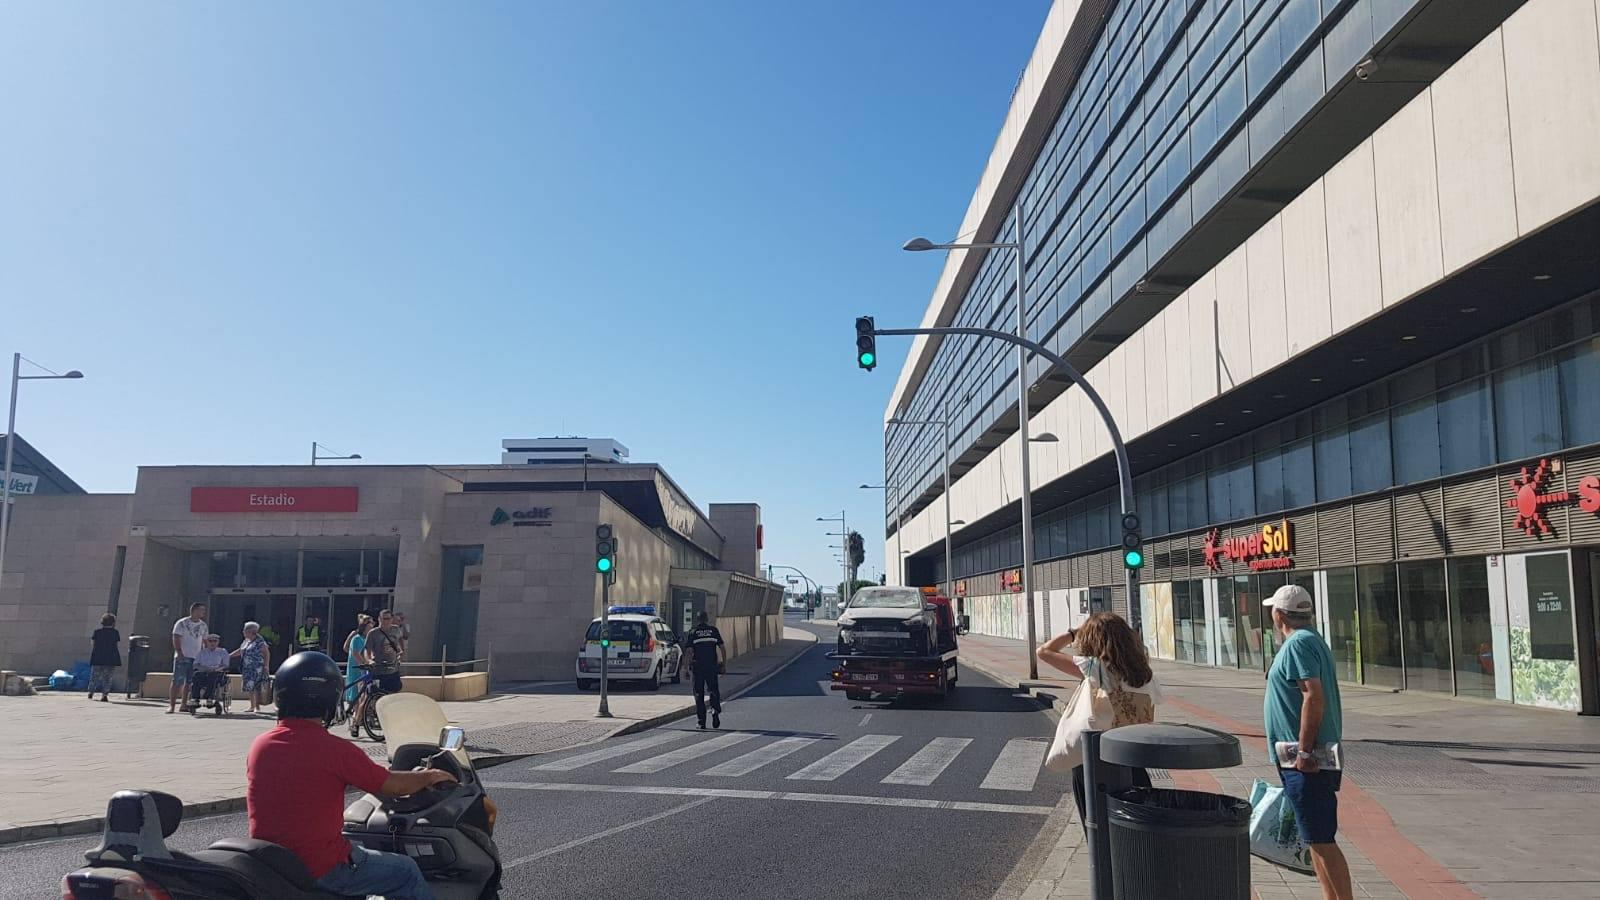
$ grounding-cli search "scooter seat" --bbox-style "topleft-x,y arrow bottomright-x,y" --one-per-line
204,838 -> 319,892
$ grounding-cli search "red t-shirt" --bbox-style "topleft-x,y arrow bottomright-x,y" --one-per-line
246,719 -> 391,879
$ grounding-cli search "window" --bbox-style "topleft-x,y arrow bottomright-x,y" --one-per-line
1391,396 -> 1441,484
1358,564 -> 1403,688
1398,560 -> 1452,693
1324,568 -> 1360,684
1495,356 -> 1563,461
1349,413 -> 1393,494
1448,558 -> 1496,699
1233,575 -> 1267,672
1558,338 -> 1600,447
1437,378 -> 1495,474
1314,425 -> 1353,501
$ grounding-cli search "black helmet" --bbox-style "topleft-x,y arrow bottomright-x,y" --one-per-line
274,652 -> 342,722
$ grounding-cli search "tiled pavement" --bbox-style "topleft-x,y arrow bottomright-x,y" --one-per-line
959,632 -> 1600,899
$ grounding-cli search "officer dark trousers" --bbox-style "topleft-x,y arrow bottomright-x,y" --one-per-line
693,666 -> 721,724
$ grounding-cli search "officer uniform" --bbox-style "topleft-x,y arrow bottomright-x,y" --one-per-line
688,620 -> 725,728
294,622 -> 322,654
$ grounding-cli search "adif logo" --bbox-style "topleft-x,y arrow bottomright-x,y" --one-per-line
489,507 -> 511,527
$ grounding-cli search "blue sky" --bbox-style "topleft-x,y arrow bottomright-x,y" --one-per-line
1,1 -> 1050,589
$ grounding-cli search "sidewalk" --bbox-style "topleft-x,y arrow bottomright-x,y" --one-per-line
0,627 -> 816,845
961,632 -> 1600,900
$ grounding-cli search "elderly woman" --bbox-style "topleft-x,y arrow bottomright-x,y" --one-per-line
230,621 -> 271,714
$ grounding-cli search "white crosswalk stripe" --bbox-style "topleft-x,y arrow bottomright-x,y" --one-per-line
979,737 -> 1047,791
531,731 -> 690,771
614,731 -> 758,774
700,736 -> 819,777
880,736 -> 972,785
786,734 -> 900,781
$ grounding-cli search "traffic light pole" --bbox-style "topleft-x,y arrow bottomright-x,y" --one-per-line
871,325 -> 1140,633
598,575 -> 612,718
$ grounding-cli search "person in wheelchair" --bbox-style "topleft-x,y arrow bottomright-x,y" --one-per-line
189,634 -> 232,713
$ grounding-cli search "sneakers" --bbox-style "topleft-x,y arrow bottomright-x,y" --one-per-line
697,721 -> 707,730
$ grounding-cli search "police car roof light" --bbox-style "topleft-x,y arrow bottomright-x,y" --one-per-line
607,605 -> 656,616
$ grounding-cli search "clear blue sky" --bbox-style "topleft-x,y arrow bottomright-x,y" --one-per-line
1,1 -> 1050,590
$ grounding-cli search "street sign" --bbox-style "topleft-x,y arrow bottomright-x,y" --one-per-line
4,473 -> 40,496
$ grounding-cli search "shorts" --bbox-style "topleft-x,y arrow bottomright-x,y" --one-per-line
375,673 -> 403,694
172,657 -> 195,688
1279,769 -> 1342,845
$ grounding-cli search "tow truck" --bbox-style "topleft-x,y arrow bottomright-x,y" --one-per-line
828,585 -> 960,701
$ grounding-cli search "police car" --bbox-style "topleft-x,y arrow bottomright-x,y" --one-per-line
575,606 -> 684,691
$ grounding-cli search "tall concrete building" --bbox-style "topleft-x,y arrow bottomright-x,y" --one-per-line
499,437 -> 629,466
887,0 -> 1600,714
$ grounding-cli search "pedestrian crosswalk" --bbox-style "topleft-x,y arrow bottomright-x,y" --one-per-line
526,731 -> 1053,792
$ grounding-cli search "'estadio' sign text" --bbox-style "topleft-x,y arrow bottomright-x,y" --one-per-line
191,486 -> 359,514
1203,520 -> 1293,572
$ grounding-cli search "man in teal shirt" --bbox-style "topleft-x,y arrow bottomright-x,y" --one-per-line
1263,584 -> 1351,900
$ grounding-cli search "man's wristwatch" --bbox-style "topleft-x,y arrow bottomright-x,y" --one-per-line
1295,750 -> 1313,760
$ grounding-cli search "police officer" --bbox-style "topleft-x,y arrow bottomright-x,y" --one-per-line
295,614 -> 323,654
686,612 -> 726,729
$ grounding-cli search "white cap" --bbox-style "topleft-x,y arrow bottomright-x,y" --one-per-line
1264,584 -> 1314,614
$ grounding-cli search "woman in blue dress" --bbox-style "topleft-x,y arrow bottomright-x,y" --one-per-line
230,621 -> 271,714
343,615 -> 374,707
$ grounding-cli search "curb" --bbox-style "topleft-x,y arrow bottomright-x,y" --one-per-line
0,796 -> 248,850
0,633 -> 824,849
959,653 -> 1072,722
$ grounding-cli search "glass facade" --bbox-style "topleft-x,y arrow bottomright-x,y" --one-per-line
1138,553 -> 1582,710
892,0 -> 1430,526
937,296 -> 1600,585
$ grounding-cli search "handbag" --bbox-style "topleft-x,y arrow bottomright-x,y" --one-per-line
1248,778 -> 1315,873
1044,661 -> 1156,773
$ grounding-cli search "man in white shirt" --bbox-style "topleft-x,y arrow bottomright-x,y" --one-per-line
169,602 -> 209,714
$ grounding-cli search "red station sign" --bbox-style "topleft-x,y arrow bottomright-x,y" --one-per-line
190,486 -> 360,513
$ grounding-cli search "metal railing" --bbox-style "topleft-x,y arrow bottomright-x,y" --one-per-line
396,645 -> 492,682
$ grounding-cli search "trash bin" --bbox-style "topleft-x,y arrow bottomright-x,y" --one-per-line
126,635 -> 152,698
1106,787 -> 1251,900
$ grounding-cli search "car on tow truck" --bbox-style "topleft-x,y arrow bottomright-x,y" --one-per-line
830,586 -> 959,701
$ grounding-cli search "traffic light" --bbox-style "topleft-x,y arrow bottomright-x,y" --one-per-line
595,524 -> 616,575
855,316 -> 877,370
1120,512 -> 1144,570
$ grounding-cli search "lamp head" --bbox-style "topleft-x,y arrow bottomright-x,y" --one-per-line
902,237 -> 937,252
64,371 -> 84,379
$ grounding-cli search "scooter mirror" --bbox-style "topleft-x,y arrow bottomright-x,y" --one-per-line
439,726 -> 466,752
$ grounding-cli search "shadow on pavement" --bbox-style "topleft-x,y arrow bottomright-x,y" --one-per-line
844,686 -> 1052,715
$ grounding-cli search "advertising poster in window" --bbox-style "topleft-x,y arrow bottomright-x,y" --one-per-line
1510,553 -> 1579,711
1154,582 -> 1175,661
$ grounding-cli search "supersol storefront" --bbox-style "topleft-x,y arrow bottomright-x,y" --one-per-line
1137,454 -> 1600,713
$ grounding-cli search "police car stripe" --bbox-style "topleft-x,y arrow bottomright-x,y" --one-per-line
613,732 -> 758,774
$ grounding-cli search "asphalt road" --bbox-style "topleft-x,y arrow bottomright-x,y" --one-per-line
13,616 -> 1067,899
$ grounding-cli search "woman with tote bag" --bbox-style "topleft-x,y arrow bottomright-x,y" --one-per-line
1037,612 -> 1163,829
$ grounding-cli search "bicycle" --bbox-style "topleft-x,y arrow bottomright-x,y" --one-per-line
344,665 -> 390,742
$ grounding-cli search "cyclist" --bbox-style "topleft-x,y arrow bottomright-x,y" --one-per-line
350,609 -> 404,738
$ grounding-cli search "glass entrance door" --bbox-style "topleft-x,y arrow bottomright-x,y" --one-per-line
209,593 -> 296,670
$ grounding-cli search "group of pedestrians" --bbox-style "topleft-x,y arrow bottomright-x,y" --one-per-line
84,601 -> 410,724
1041,584 -> 1351,900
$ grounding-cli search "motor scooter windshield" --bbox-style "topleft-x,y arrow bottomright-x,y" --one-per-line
375,693 -> 472,767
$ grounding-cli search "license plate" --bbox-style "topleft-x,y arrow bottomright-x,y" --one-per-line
855,673 -> 880,682
856,630 -> 907,638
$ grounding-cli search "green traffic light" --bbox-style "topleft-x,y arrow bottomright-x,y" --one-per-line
599,638 -> 610,648
597,557 -> 613,573
1123,549 -> 1145,569
859,352 -> 875,367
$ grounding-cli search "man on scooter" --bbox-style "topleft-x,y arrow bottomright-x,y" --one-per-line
247,651 -> 455,899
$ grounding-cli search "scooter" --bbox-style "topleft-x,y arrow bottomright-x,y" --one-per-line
61,693 -> 502,900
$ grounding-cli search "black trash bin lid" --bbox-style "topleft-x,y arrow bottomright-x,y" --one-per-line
1099,723 -> 1242,770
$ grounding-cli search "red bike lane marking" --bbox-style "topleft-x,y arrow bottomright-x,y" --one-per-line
1163,696 -> 1480,900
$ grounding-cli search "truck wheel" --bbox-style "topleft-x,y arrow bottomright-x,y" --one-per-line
576,679 -> 594,691
846,689 -> 870,701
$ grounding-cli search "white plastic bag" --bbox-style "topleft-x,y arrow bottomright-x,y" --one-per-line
1044,678 -> 1106,772
1248,778 -> 1315,873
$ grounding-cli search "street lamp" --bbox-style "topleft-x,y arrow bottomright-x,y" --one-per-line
818,511 -> 848,614
1,354 -> 84,586
906,196 -> 1044,679
311,442 -> 362,465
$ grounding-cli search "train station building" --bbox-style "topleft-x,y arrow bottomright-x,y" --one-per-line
886,0 -> 1600,713
0,454 -> 781,683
